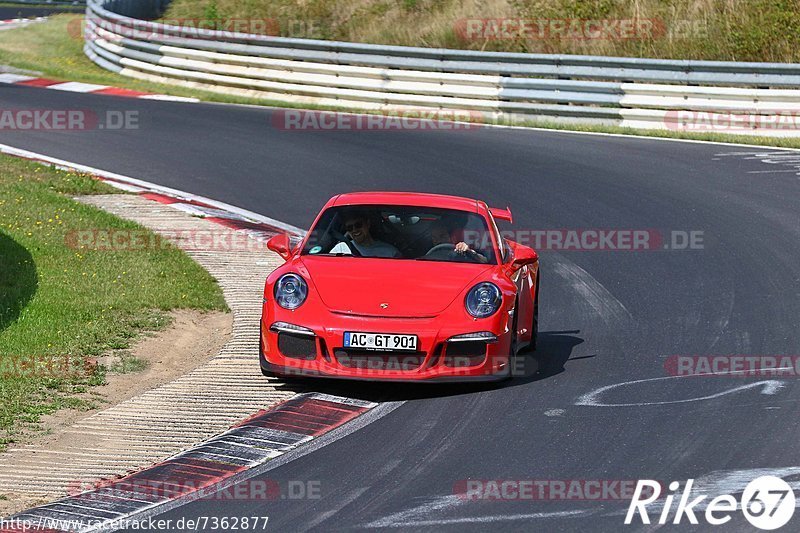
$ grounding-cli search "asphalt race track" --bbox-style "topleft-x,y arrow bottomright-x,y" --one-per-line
2,84 -> 800,531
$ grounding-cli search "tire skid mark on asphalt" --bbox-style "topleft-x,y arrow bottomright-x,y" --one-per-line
2,394 -> 377,533
359,493 -> 595,528
372,509 -> 596,527
360,495 -> 467,529
548,255 -> 635,341
551,258 -> 633,324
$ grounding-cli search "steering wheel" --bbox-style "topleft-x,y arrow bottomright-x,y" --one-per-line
424,243 -> 483,263
424,243 -> 459,260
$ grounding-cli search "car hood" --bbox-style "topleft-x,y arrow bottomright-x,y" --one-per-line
300,256 -> 492,317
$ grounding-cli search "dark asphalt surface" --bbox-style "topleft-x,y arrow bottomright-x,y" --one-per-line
1,84 -> 799,531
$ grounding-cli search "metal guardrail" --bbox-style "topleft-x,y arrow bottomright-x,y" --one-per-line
84,0 -> 800,136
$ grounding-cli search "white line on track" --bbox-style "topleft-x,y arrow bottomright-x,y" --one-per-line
576,370 -> 790,407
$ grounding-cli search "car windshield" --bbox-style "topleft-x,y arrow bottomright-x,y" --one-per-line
302,205 -> 498,264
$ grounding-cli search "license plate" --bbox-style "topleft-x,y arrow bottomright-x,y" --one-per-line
343,332 -> 418,351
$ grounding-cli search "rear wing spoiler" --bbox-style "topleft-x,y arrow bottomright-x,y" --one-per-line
489,206 -> 513,224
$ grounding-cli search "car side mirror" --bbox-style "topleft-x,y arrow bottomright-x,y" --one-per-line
507,243 -> 538,274
267,233 -> 293,261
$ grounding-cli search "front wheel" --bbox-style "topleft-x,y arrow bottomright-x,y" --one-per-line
530,275 -> 539,351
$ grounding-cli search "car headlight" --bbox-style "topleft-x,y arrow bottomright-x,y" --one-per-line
465,282 -> 502,318
274,273 -> 308,310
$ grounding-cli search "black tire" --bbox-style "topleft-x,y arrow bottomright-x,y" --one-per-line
530,274 -> 539,351
504,297 -> 520,381
259,325 -> 278,377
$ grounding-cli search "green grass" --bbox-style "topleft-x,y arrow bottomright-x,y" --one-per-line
108,352 -> 148,374
164,0 -> 800,62
499,118 -> 800,150
1,14 -> 800,150
0,155 -> 227,450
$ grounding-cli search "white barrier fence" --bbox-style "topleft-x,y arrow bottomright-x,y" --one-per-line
84,0 -> 800,136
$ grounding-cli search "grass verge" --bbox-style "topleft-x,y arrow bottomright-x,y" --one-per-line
0,155 -> 227,451
165,0 -> 800,63
1,15 -> 799,151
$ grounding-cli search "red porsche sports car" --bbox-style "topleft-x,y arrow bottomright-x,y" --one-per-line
260,192 -> 539,382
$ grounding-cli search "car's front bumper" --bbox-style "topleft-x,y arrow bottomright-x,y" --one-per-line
259,358 -> 511,382
260,305 -> 515,382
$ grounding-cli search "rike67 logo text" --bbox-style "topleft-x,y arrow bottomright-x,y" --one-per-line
626,476 -> 795,530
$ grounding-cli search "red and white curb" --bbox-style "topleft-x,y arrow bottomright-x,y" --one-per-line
0,142 -> 305,242
0,17 -> 46,29
0,394 -> 377,533
0,73 -> 199,103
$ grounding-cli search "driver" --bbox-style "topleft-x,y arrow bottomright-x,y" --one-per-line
429,222 -> 489,263
330,211 -> 401,258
